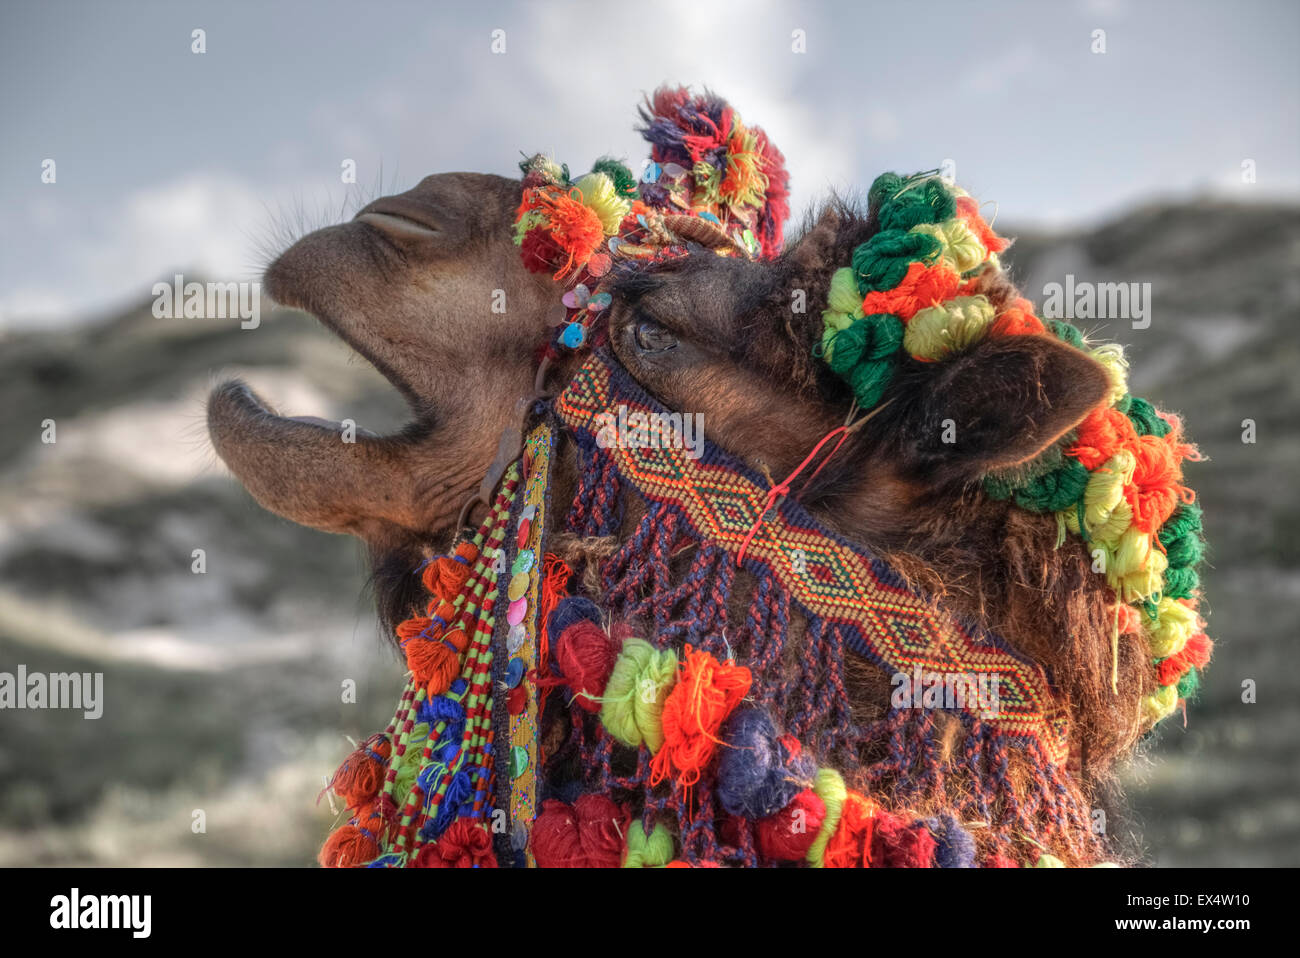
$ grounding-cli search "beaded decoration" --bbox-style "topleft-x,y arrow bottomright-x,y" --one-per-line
318,466 -> 524,867
514,86 -> 791,355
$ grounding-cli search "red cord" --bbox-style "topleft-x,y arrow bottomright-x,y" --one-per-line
737,424 -> 851,565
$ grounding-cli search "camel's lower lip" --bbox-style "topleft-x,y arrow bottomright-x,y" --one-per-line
356,211 -> 438,240
287,414 -> 381,439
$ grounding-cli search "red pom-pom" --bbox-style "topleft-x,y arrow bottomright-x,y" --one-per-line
574,794 -> 630,868
870,812 -> 937,868
520,227 -> 564,274
552,620 -> 619,713
411,820 -> 497,868
530,800 -> 586,867
756,788 -> 826,861
530,796 -> 629,867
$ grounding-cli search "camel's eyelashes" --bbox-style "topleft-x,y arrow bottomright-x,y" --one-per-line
634,319 -> 678,353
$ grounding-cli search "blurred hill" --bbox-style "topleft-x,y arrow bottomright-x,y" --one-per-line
0,199 -> 1297,866
0,295 -> 411,865
1007,201 -> 1300,866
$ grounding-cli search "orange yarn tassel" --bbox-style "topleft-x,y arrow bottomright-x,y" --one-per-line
318,825 -> 378,868
650,645 -> 751,788
989,300 -> 1047,338
1124,434 -> 1187,533
823,790 -> 877,868
318,805 -> 386,868
422,542 -> 477,602
404,628 -> 469,696
1070,407 -> 1138,470
860,261 -> 961,321
532,190 -> 604,280
535,553 -> 573,726
325,734 -> 391,812
955,195 -> 1009,255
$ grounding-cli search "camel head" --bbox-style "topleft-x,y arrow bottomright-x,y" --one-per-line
207,171 -> 559,569
208,87 -> 793,624
591,176 -> 1206,780
605,205 -> 1113,541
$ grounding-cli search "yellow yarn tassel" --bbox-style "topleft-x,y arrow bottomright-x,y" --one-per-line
904,295 -> 996,360
911,219 -> 987,274
1140,684 -> 1180,724
623,821 -> 675,867
1089,342 -> 1129,407
1061,449 -> 1135,547
571,172 -> 633,235
1144,595 -> 1198,659
1105,527 -> 1168,603
599,638 -> 677,752
806,768 -> 847,868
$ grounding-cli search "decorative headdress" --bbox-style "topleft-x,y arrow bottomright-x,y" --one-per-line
817,171 -> 1211,729
513,85 -> 791,353
312,110 -> 1210,871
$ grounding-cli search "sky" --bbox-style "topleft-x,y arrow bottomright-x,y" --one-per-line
1,0 -> 1297,329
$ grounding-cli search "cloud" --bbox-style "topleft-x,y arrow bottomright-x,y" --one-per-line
0,171 -> 335,332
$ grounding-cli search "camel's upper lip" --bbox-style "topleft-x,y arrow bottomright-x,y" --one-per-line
355,198 -> 439,239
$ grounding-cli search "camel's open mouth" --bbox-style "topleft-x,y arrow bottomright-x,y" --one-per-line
216,213 -> 435,441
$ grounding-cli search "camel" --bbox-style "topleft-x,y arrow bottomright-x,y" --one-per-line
209,87 -> 1210,868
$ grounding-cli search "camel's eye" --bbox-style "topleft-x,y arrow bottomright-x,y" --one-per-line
634,319 -> 678,353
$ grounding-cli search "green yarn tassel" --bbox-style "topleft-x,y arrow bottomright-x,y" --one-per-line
591,157 -> 638,198
1048,319 -> 1085,349
1127,395 -> 1172,437
868,172 -> 906,212
1161,566 -> 1200,600
878,178 -> 957,233
1012,459 -> 1091,514
623,821 -> 675,867
826,313 -> 905,408
851,230 -> 941,295
1176,668 -> 1201,700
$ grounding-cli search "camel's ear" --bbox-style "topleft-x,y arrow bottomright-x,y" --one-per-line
904,333 -> 1111,475
787,206 -> 846,274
